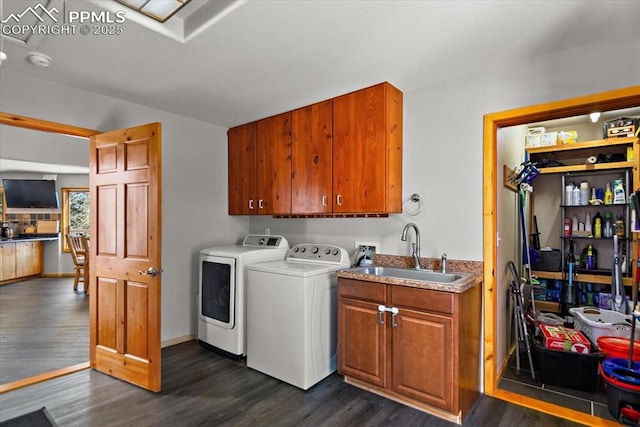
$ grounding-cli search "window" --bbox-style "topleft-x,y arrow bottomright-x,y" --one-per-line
62,188 -> 89,252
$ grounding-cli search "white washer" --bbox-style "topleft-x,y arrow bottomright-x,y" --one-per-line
246,243 -> 350,390
198,234 -> 289,358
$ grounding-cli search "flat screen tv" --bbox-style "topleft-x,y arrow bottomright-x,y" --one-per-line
2,179 -> 59,208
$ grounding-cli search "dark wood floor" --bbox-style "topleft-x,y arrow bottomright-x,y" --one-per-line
0,340 -> 585,426
0,277 -> 88,384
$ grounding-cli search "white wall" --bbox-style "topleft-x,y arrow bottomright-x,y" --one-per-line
252,37 -> 640,260
0,69 -> 250,343
496,126 -> 525,372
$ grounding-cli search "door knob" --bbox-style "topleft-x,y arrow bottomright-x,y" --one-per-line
139,267 -> 163,277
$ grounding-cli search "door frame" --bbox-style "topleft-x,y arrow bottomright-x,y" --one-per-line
482,86 -> 640,424
0,112 -> 99,393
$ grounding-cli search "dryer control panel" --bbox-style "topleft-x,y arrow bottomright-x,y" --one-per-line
243,234 -> 288,248
287,244 -> 350,266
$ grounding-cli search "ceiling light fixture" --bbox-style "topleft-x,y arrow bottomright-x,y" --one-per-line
589,112 -> 601,123
27,52 -> 53,68
115,0 -> 192,23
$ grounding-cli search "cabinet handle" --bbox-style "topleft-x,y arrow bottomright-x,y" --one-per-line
258,199 -> 264,209
336,194 -> 342,206
249,199 -> 254,210
322,195 -> 327,207
377,304 -> 386,325
391,306 -> 399,328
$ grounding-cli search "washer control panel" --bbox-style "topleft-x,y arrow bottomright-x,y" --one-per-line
287,244 -> 350,265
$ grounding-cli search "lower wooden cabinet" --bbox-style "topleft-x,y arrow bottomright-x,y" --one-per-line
0,242 -> 17,282
1,240 -> 43,282
338,277 -> 481,424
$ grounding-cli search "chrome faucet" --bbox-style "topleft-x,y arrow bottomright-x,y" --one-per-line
441,253 -> 447,274
401,223 -> 421,269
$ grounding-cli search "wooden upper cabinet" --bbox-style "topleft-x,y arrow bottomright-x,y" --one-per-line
227,82 -> 402,216
228,123 -> 257,215
291,100 -> 334,214
333,82 -> 403,213
256,112 -> 292,215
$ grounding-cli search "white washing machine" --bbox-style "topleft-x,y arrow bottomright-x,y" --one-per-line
246,243 -> 350,390
198,234 -> 289,359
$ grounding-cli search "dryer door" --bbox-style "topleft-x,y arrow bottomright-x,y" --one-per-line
199,254 -> 236,329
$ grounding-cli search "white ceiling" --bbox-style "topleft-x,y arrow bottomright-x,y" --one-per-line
1,0 -> 639,174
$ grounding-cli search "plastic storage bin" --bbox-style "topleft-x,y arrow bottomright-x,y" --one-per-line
533,340 -> 603,392
569,306 -> 640,345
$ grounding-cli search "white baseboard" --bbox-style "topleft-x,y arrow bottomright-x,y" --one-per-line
162,334 -> 194,348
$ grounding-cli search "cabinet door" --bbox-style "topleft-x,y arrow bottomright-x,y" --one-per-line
1,243 -> 17,281
256,112 -> 292,215
392,307 -> 454,411
228,122 -> 257,215
338,297 -> 387,387
333,84 -> 387,213
31,242 -> 43,275
291,100 -> 333,214
15,241 -> 31,277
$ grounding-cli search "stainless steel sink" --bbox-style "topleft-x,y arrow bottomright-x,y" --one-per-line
349,266 -> 469,284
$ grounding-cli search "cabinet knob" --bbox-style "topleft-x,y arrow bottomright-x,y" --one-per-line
336,194 -> 342,206
258,199 -> 264,209
249,199 -> 254,210
322,195 -> 327,207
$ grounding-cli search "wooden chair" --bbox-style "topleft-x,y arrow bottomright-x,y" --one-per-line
67,234 -> 89,294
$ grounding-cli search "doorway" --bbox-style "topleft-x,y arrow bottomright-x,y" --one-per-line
0,112 -> 164,393
0,115 -> 97,392
482,86 -> 640,424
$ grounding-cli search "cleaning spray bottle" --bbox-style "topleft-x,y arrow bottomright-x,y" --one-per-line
613,178 -> 626,204
605,181 -> 613,205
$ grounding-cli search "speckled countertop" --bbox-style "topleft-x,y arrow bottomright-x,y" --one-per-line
337,254 -> 483,294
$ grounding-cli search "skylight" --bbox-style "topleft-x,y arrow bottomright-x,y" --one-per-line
115,0 -> 192,23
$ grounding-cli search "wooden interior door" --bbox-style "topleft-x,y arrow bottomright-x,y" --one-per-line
89,123 -> 162,392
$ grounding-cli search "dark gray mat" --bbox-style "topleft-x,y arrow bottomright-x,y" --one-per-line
0,407 -> 58,427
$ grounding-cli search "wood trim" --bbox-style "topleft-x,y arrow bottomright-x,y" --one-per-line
61,187 -> 90,252
483,85 -> 640,420
40,273 -> 75,278
0,186 -> 5,222
0,362 -> 90,394
492,389 -> 619,427
0,112 -> 100,137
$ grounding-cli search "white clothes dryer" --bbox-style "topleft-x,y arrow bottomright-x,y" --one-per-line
198,234 -> 289,359
246,243 -> 350,389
